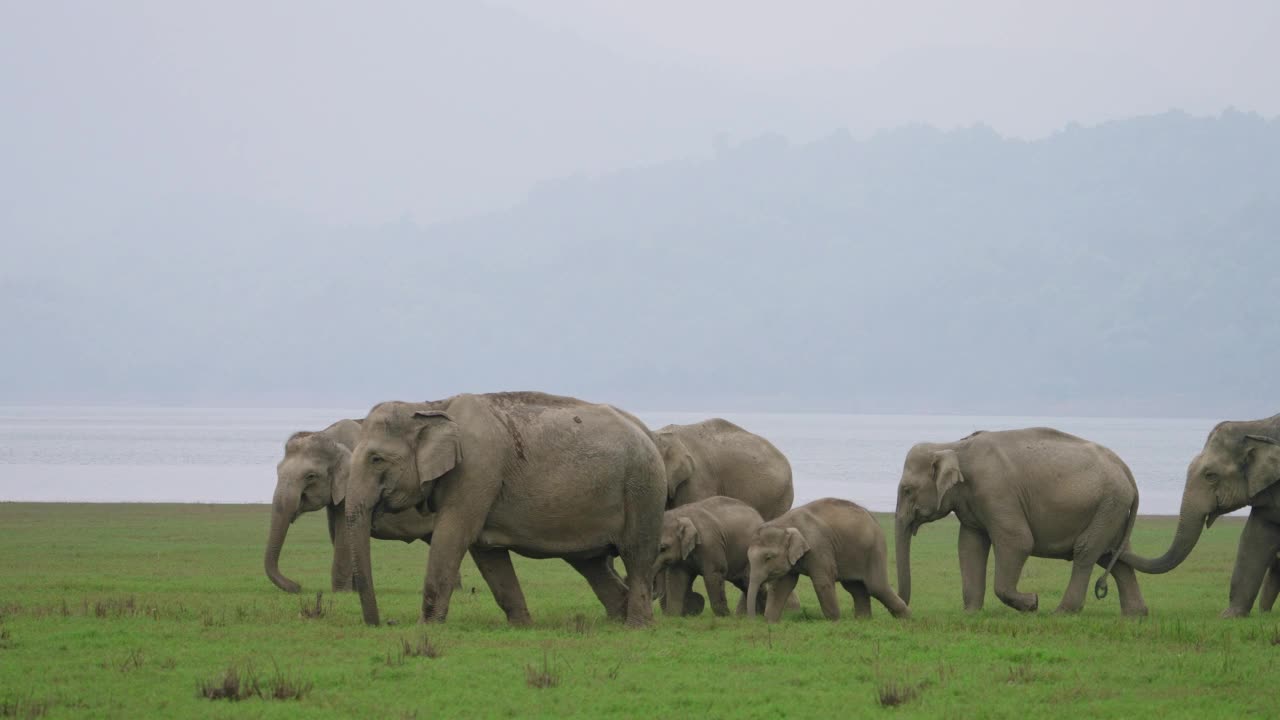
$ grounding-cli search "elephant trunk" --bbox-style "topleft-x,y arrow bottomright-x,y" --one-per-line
746,567 -> 765,619
1122,485 -> 1209,575
264,493 -> 301,593
347,503 -> 380,626
895,515 -> 912,605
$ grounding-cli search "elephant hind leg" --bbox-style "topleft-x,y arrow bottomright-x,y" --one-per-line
1261,556 -> 1280,613
843,580 -> 872,618
566,555 -> 628,620
1057,501 -> 1130,614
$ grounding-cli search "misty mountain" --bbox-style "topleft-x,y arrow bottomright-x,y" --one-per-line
3,110 -> 1278,416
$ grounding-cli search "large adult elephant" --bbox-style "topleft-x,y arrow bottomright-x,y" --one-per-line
1120,415 -> 1280,617
655,419 -> 793,518
895,428 -> 1147,616
264,419 -> 444,594
652,418 -> 794,613
344,392 -> 666,627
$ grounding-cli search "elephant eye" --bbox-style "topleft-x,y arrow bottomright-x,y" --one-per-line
304,472 -> 319,483
369,455 -> 384,465
1204,472 -> 1218,484
659,543 -> 669,552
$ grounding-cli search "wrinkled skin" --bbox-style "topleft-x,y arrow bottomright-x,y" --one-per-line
264,419 -> 457,594
746,498 -> 909,623
652,496 -> 766,617
1120,415 -> 1280,617
345,392 -> 665,627
653,419 -> 794,610
896,428 -> 1146,616
655,419 -> 794,518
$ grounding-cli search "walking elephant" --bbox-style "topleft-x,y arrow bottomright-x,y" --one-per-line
652,496 -> 765,617
1120,415 -> 1280,617
653,419 -> 794,611
344,392 -> 666,627
746,498 -> 909,622
655,418 -> 793,518
264,419 -> 445,594
895,428 -> 1147,616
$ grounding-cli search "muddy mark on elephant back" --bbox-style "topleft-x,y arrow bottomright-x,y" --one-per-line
488,408 -> 527,462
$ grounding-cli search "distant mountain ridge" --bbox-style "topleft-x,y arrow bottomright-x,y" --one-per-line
3,110 -> 1278,417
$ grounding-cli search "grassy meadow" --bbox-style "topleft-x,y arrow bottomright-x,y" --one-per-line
0,503 -> 1277,718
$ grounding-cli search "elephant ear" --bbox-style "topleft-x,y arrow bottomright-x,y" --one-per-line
1243,434 -> 1280,499
677,517 -> 700,560
330,443 -> 351,506
413,411 -> 462,492
785,527 -> 809,565
659,434 -> 695,502
932,449 -> 965,513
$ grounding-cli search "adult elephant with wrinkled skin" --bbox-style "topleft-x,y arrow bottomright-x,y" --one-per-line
345,392 -> 666,627
653,419 -> 794,612
896,428 -> 1147,616
655,419 -> 794,519
264,419 -> 456,594
1120,415 -> 1280,618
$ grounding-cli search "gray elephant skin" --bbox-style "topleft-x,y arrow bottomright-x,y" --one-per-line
746,498 -> 909,622
895,428 -> 1147,616
264,419 -> 445,594
655,418 -> 794,518
652,496 -> 766,617
1120,415 -> 1280,617
344,392 -> 666,627
654,419 -> 794,613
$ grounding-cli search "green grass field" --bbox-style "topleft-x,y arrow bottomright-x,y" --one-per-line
0,503 -> 1276,718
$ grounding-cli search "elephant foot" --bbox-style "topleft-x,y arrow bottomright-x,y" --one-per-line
963,605 -> 983,614
1014,594 -> 1038,613
683,591 -> 706,617
1121,605 -> 1149,618
1052,605 -> 1082,615
1221,607 -> 1250,619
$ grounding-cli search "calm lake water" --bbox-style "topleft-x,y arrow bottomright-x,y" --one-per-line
0,407 -> 1223,515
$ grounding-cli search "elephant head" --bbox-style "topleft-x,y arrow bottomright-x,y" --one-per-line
745,526 -> 809,617
653,429 -> 696,506
264,430 -> 353,593
894,444 -> 964,605
1125,422 -> 1280,574
652,516 -> 699,575
346,402 -> 462,626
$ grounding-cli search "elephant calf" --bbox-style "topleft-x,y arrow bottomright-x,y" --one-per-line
747,498 -> 909,623
653,496 -> 766,617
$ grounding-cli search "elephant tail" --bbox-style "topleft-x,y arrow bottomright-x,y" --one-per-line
1094,491 -> 1140,600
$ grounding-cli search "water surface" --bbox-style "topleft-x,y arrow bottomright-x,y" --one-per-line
0,407 -> 1218,514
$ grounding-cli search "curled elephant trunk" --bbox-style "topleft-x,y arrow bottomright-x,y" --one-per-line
347,505 -> 380,626
895,515 -> 912,605
264,494 -> 301,593
1122,487 -> 1209,575
746,568 -> 765,619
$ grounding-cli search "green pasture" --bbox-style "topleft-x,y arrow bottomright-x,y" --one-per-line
0,503 -> 1275,718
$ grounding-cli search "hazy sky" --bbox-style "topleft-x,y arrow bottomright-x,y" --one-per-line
3,1 -> 1277,231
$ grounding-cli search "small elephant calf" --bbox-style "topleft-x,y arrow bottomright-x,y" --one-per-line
747,498 -> 910,623
652,496 -> 766,617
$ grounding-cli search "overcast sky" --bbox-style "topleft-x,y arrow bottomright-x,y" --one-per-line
3,0 -> 1277,233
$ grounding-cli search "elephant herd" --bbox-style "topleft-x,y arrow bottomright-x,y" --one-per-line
264,392 -> 1280,626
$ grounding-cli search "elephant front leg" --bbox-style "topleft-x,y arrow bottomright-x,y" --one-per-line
811,573 -> 842,621
470,547 -> 532,626
957,524 -> 990,612
703,570 -> 731,617
992,540 -> 1037,612
566,555 -> 628,620
661,566 -> 697,617
419,516 -> 476,623
1223,513 -> 1280,618
1260,556 -> 1280,613
763,574 -> 799,623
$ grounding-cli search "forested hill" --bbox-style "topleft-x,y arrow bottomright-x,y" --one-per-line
4,110 -> 1278,416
